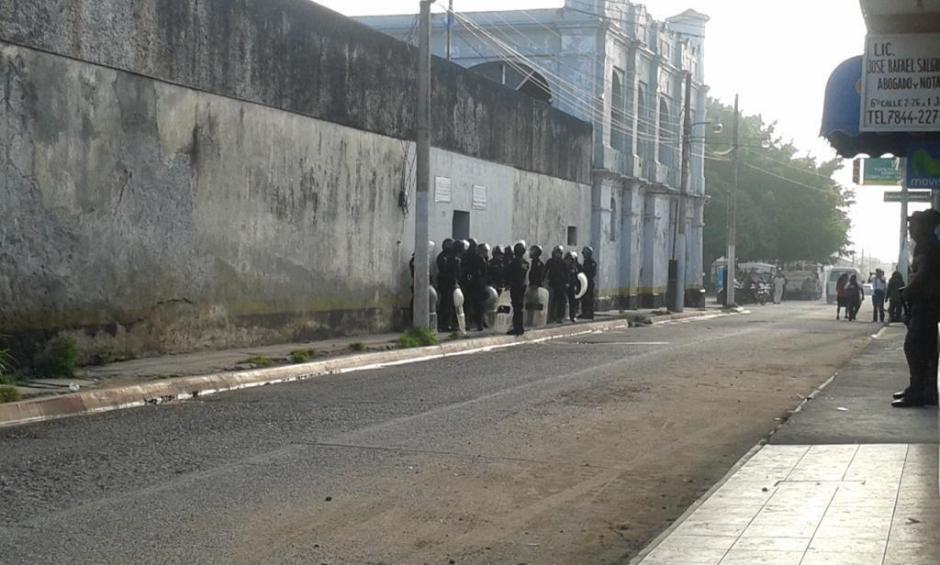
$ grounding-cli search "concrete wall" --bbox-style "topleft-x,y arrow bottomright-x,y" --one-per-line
0,42 -> 591,362
0,0 -> 592,184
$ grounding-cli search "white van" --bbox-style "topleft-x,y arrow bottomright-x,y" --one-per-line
825,267 -> 862,304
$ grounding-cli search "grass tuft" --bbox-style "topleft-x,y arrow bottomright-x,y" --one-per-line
0,385 -> 20,404
40,337 -> 78,378
240,356 -> 275,368
399,329 -> 439,349
290,349 -> 318,363
349,342 -> 367,352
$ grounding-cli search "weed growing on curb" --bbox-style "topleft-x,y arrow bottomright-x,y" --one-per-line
240,356 -> 275,368
349,342 -> 367,352
290,349 -> 318,363
0,385 -> 20,404
41,337 -> 78,378
399,329 -> 438,349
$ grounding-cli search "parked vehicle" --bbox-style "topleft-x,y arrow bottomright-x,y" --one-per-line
824,266 -> 862,304
780,261 -> 824,300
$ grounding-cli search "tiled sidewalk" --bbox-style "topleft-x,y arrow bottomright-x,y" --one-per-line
636,324 -> 938,565
639,444 -> 938,564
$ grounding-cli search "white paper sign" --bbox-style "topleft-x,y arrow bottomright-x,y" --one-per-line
434,176 -> 452,203
862,33 -> 940,132
471,185 -> 487,209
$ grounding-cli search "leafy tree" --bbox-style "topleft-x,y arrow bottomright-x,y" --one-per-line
702,98 -> 852,268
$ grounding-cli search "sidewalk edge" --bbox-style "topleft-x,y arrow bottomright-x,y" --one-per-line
627,352 -> 849,565
0,310 -> 725,429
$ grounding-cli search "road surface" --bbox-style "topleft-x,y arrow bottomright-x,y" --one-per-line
0,302 -> 878,564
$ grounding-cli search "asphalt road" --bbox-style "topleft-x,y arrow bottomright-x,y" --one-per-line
0,302 -> 878,565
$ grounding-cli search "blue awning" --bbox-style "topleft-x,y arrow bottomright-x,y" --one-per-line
821,55 -> 940,158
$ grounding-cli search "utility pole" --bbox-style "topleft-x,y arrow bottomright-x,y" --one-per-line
725,94 -> 739,307
669,71 -> 693,313
446,0 -> 453,60
414,0 -> 435,330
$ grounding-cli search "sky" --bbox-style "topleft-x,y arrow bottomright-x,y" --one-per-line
320,0 -> 921,263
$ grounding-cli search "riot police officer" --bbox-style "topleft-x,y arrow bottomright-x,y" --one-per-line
528,245 -> 545,289
436,239 -> 462,332
545,245 -> 568,323
505,242 -> 530,336
580,246 -> 597,319
564,251 -> 581,322
488,246 -> 505,291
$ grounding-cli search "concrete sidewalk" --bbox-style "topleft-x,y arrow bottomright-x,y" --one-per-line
0,307 -> 724,428
634,324 -> 939,564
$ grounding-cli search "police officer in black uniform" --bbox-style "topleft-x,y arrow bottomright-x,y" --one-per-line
488,246 -> 505,291
505,242 -> 530,336
564,251 -> 582,322
894,210 -> 940,407
436,239 -> 461,332
545,245 -> 568,323
580,246 -> 597,319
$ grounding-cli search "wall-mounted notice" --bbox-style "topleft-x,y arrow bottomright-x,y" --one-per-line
862,33 -> 940,132
435,176 -> 452,203
471,185 -> 487,209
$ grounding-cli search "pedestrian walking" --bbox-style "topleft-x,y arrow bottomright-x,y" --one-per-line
772,271 -> 787,304
886,270 -> 905,323
869,269 -> 887,323
835,272 -> 849,320
894,210 -> 940,407
844,274 -> 863,321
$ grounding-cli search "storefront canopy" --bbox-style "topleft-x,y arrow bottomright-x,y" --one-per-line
821,55 -> 940,158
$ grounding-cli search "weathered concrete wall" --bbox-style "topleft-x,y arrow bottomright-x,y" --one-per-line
0,43 -> 591,361
0,0 -> 592,184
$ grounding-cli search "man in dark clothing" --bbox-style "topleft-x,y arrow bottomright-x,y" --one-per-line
580,246 -> 597,319
528,245 -> 545,289
870,269 -> 887,323
894,210 -> 940,407
488,246 -> 505,291
886,271 -> 905,323
461,240 -> 488,331
545,246 -> 568,323
564,251 -> 582,322
436,239 -> 461,332
505,242 -> 530,335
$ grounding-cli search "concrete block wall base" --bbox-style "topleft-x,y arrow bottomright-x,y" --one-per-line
0,310 -> 727,429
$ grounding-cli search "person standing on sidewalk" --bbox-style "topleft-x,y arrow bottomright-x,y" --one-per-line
835,272 -> 849,320
844,275 -> 863,321
894,210 -> 940,408
772,271 -> 787,304
545,246 -> 568,324
870,269 -> 887,323
505,242 -> 529,336
579,246 -> 597,320
886,270 -> 905,323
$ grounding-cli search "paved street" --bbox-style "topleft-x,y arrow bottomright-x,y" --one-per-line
0,303 -> 881,564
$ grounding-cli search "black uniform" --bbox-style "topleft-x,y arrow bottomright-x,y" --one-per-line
462,252 -> 487,331
565,257 -> 581,322
529,257 -> 545,288
545,255 -> 568,323
901,240 -> 940,404
436,250 -> 461,332
581,257 -> 597,319
505,253 -> 530,335
488,253 -> 505,291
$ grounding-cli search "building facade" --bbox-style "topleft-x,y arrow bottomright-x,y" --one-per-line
359,0 -> 709,307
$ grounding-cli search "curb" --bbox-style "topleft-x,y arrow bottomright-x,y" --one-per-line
0,310 -> 724,429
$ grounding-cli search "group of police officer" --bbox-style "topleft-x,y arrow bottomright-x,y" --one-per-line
416,238 -> 597,336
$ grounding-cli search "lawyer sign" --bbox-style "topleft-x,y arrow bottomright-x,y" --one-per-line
862,33 -> 940,132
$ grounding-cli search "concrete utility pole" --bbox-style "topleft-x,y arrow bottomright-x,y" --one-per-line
669,72 -> 693,313
725,94 -> 740,307
446,0 -> 453,60
414,0 -> 435,330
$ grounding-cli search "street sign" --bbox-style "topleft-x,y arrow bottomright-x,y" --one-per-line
852,157 -> 902,185
906,142 -> 940,189
861,33 -> 940,132
883,190 -> 932,202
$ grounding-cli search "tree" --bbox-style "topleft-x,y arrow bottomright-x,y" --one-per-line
702,98 -> 852,269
